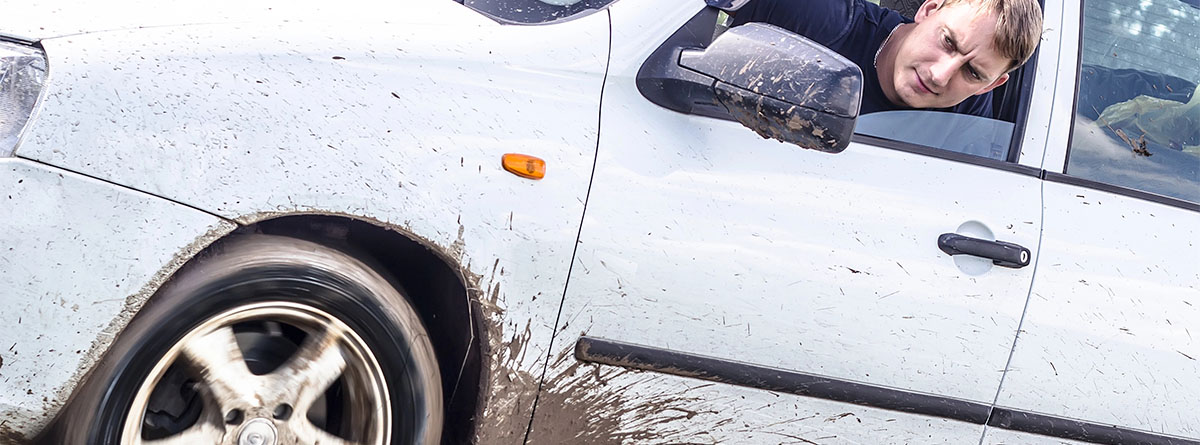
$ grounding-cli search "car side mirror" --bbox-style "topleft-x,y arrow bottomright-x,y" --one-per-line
678,23 -> 863,153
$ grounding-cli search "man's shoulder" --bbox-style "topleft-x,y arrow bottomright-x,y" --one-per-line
859,0 -> 911,30
732,0 -> 858,47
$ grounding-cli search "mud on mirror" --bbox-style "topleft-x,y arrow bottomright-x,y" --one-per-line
638,16 -> 863,153
683,23 -> 863,153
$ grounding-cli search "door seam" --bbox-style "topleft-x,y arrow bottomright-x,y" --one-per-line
978,170 -> 1048,445
521,9 -> 614,444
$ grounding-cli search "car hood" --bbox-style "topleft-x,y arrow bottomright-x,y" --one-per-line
1,0 -> 484,41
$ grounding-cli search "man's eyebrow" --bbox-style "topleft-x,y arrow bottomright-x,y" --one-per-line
946,27 -> 993,79
944,27 -> 963,53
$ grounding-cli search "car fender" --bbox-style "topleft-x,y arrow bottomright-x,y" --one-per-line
14,7 -> 609,443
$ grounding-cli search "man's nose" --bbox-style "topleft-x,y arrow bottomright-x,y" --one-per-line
929,58 -> 957,89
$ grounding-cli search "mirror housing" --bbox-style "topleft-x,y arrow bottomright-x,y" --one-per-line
678,23 -> 863,153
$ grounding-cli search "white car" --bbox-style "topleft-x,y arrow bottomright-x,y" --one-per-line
1,0 -> 1197,443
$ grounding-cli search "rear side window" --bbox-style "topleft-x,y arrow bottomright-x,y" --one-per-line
1066,0 -> 1199,203
461,0 -> 615,24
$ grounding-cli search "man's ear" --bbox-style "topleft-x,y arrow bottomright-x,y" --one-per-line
914,0 -> 943,22
976,73 -> 1010,95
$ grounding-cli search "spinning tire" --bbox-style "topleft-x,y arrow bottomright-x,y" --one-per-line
57,235 -> 442,445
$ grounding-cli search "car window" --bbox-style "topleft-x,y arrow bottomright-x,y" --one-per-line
1065,0 -> 1200,203
461,0 -> 615,24
856,111 -> 1014,160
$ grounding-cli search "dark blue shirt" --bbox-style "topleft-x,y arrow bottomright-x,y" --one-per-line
732,0 -> 994,118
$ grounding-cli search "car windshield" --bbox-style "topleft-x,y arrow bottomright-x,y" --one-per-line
462,0 -> 615,24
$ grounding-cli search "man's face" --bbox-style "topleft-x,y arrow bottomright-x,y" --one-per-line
884,0 -> 1011,109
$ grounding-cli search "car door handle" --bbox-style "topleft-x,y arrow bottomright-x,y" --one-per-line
937,233 -> 1031,269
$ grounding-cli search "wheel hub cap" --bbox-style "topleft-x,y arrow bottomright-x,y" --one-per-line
238,418 -> 277,445
122,302 -> 396,445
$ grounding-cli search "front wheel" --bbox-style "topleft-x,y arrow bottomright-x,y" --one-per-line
57,235 -> 442,445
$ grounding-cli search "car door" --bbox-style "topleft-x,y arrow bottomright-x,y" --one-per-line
982,0 -> 1200,442
527,0 -> 1059,442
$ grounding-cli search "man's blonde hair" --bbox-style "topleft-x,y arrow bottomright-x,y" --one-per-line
940,0 -> 1043,72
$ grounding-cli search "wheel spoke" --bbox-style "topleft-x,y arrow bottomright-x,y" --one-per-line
179,325 -> 255,410
271,326 -> 348,411
136,419 -> 224,445
289,419 -> 358,445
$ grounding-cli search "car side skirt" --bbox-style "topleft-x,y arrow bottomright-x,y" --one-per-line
574,336 -> 1200,445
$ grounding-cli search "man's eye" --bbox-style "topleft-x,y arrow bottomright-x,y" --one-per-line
967,67 -> 982,81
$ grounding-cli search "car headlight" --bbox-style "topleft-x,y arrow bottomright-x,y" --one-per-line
1,40 -> 46,157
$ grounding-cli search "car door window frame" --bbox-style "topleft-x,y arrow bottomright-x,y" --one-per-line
638,5 -> 1046,177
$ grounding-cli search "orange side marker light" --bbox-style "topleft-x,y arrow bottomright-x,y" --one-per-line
502,153 -> 546,180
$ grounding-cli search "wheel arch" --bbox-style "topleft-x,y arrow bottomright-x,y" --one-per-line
38,213 -> 486,445
247,214 -> 484,444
